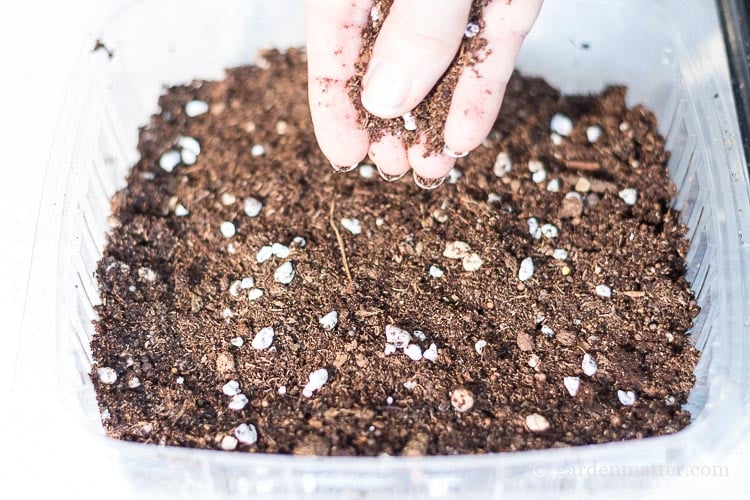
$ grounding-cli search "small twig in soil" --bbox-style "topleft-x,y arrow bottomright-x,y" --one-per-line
564,160 -> 601,172
329,200 -> 353,283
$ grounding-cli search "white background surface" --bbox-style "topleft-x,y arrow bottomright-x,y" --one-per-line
1,1 -> 750,498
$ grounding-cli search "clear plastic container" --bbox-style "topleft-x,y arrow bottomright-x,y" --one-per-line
29,0 -> 750,497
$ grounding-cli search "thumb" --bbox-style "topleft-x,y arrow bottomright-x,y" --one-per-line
361,0 -> 472,119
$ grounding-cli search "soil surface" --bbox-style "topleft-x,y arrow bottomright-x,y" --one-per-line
91,48 -> 699,456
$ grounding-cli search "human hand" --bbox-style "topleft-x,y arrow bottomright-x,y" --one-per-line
305,0 -> 543,188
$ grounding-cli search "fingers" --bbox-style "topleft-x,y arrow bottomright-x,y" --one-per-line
368,134 -> 410,180
361,0 -> 473,118
407,141 -> 456,189
443,0 -> 544,154
305,0 -> 372,168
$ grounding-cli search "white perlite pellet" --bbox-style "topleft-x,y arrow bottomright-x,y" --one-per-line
234,423 -> 258,445
550,113 -> 573,136
244,197 -> 263,217
402,112 -> 417,131
220,221 -> 236,238
586,125 -> 602,143
256,245 -> 274,263
532,169 -> 547,184
552,248 -> 569,260
341,218 -> 362,235
227,243 -> 236,254
271,243 -> 290,258
229,280 -> 242,297
247,288 -> 264,301
175,204 -> 189,217
292,236 -> 306,248
595,284 -> 612,298
464,22 -> 480,38
444,241 -> 471,259
159,150 -> 181,172
240,277 -> 254,289
228,394 -> 249,411
582,353 -> 598,376
359,164 -> 376,178
230,336 -> 244,347
178,136 -> 201,156
429,265 -> 444,278
221,307 -> 234,319
98,367 -> 117,385
564,376 -> 581,397
251,144 -> 265,156
413,330 -> 427,341
546,178 -> 561,193
220,192 -> 236,206
385,324 -> 412,349
319,311 -> 338,331
222,380 -> 241,397
274,262 -> 295,284
525,413 -> 550,432
541,325 -> 555,337
618,390 -> 636,406
448,168 -> 462,184
138,267 -> 158,283
550,133 -> 563,146
370,4 -> 380,21
384,344 -> 397,356
404,344 -> 423,361
528,159 -> 545,173
423,343 -> 438,362
618,188 -> 638,206
277,385 -> 287,395
386,396 -> 394,405
302,368 -> 329,398
180,148 -> 197,166
527,217 -> 541,239
185,99 -> 209,117
221,435 -> 238,451
462,253 -> 483,272
487,193 -> 503,204
541,223 -> 559,239
518,257 -> 535,282
252,327 -> 274,350
176,377 -> 184,384
475,340 -> 487,354
493,152 -> 513,177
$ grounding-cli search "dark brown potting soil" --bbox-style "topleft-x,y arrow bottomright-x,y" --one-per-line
91,47 -> 699,456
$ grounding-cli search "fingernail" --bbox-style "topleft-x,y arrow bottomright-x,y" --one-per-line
443,145 -> 469,158
330,160 -> 359,173
361,60 -> 412,118
413,172 -> 446,190
376,164 -> 407,182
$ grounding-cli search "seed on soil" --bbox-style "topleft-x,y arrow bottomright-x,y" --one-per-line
230,336 -> 244,347
234,423 -> 258,445
423,343 -> 438,362
541,223 -> 559,239
518,257 -> 535,282
174,203 -> 189,216
595,284 -> 612,298
464,22 -> 480,38
220,192 -> 236,205
526,413 -> 550,432
552,248 -> 568,260
582,353 -> 598,376
220,221 -> 236,238
546,178 -> 561,192
271,243 -> 290,258
256,245 -> 274,263
586,125 -> 602,143
359,164 -> 376,178
404,344 -> 423,361
243,197 -> 263,217
220,435 -> 238,451
402,112 -> 417,131
541,325 -> 555,337
222,380 -> 241,396
251,144 -> 266,156
575,177 -> 591,193
429,265 -> 444,278
618,188 -> 638,205
618,390 -> 636,406
319,311 -> 338,331
462,253 -> 483,272
444,241 -> 471,259
527,217 -> 541,239
228,394 -> 249,411
185,99 -> 209,117
563,376 -> 580,396
517,332 -> 534,352
159,150 -> 181,172
493,152 -> 512,177
385,324 -> 412,348
475,340 -> 487,354
274,261 -> 295,284
532,169 -> 547,184
98,367 -> 117,385
252,327 -> 275,350
341,217 -> 362,235
550,113 -> 573,136
550,133 -> 563,146
561,265 -> 571,276
450,388 -> 475,412
247,288 -> 264,301
302,368 -> 329,398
